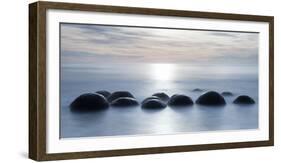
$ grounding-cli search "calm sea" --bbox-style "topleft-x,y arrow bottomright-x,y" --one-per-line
60,63 -> 258,138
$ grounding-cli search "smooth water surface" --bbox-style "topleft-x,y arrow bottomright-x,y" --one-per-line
60,63 -> 258,138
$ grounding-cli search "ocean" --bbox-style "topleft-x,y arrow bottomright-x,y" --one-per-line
60,63 -> 258,138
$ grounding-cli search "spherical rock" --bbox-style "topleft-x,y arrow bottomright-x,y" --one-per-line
70,93 -> 109,111
152,92 -> 169,101
96,90 -> 111,98
141,96 -> 161,104
196,91 -> 226,106
168,94 -> 194,106
221,91 -> 233,96
108,91 -> 135,102
233,95 -> 255,104
142,99 -> 167,109
192,88 -> 203,92
111,97 -> 139,107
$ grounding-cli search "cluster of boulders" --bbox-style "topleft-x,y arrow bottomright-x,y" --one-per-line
70,91 -> 138,111
70,90 -> 255,111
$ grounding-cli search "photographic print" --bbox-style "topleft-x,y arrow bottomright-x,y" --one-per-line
60,23 -> 259,138
29,2 -> 273,160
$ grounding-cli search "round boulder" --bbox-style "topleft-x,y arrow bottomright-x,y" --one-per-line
233,95 -> 255,104
142,99 -> 167,109
152,92 -> 169,101
168,94 -> 194,106
108,91 -> 135,102
196,91 -> 226,106
96,90 -> 111,98
221,91 -> 233,96
141,96 -> 161,104
70,93 -> 109,111
192,88 -> 203,92
111,97 -> 139,107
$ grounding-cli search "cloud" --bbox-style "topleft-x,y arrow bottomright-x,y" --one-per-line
208,32 -> 240,38
60,23 -> 258,67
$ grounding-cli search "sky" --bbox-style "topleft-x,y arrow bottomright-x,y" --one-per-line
60,23 -> 259,68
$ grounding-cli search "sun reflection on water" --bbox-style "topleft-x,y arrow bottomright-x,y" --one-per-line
150,63 -> 176,81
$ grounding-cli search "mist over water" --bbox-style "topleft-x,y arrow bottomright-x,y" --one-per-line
60,63 -> 258,138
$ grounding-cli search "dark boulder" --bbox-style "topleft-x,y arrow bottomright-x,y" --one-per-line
70,93 -> 109,111
96,90 -> 111,98
192,88 -> 203,92
141,96 -> 161,104
108,91 -> 135,102
152,92 -> 169,101
196,91 -> 226,106
111,97 -> 139,107
233,95 -> 255,104
168,94 -> 193,106
142,99 -> 167,109
221,91 -> 233,96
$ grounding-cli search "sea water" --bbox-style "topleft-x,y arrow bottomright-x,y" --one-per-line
60,63 -> 258,138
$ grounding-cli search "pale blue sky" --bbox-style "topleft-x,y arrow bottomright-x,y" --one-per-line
60,23 -> 258,68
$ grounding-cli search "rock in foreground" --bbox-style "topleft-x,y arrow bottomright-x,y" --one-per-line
152,92 -> 169,101
221,91 -> 233,96
168,94 -> 193,106
96,90 -> 111,98
233,95 -> 255,104
196,91 -> 226,106
142,99 -> 167,109
70,93 -> 109,111
111,97 -> 139,107
108,91 -> 135,102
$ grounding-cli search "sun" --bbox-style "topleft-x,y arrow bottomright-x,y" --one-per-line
150,63 -> 176,81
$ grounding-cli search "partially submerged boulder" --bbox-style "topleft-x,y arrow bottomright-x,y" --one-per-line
233,95 -> 255,104
196,91 -> 226,106
152,92 -> 169,101
70,93 -> 109,111
141,96 -> 161,104
108,91 -> 135,102
221,91 -> 233,96
142,99 -> 167,109
96,90 -> 111,98
111,97 -> 139,107
192,88 -> 204,92
168,94 -> 193,106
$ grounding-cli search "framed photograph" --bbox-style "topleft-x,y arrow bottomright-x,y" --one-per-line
29,1 -> 274,161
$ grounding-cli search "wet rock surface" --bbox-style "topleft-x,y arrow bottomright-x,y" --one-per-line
108,91 -> 135,102
233,95 -> 255,104
141,96 -> 161,104
111,97 -> 139,107
192,88 -> 204,92
152,92 -> 170,101
196,91 -> 226,106
96,90 -> 111,98
168,94 -> 194,106
142,99 -> 167,109
70,93 -> 109,111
